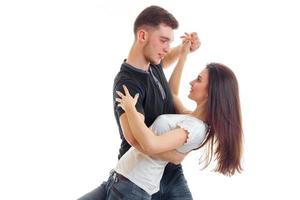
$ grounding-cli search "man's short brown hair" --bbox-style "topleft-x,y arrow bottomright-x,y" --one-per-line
134,5 -> 179,35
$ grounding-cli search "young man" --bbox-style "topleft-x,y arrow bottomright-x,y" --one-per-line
112,6 -> 200,200
78,5 -> 200,200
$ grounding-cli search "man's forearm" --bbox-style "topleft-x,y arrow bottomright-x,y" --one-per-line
134,143 -> 186,165
152,150 -> 187,165
162,45 -> 181,69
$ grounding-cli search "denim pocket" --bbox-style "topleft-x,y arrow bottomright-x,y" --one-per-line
109,178 -> 133,199
131,182 -> 151,199
110,185 -> 124,199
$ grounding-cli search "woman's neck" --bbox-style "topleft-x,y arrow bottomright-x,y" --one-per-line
190,102 -> 207,122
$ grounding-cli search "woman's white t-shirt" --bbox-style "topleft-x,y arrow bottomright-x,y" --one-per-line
115,114 -> 208,195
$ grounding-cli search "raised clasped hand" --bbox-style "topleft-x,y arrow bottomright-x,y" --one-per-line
181,32 -> 201,53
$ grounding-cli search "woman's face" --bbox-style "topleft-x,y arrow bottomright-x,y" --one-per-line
188,69 -> 209,104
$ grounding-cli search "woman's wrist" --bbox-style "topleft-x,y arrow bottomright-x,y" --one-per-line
125,104 -> 137,114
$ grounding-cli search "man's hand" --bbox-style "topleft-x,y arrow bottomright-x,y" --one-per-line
180,32 -> 200,53
162,32 -> 200,69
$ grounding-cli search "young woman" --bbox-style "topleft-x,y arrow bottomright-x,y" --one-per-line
106,40 -> 243,199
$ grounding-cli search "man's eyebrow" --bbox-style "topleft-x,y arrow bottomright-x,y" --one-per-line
160,36 -> 171,41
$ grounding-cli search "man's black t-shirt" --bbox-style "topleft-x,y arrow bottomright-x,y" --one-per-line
113,62 -> 176,159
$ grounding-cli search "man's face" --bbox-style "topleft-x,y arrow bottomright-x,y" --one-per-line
143,24 -> 174,65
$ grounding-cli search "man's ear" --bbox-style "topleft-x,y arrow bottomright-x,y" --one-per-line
137,29 -> 148,42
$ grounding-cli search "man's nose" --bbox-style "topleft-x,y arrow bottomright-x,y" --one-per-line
163,44 -> 171,53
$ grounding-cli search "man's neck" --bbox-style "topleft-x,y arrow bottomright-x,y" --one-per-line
126,45 -> 150,71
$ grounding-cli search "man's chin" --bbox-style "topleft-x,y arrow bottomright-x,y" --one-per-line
150,59 -> 161,65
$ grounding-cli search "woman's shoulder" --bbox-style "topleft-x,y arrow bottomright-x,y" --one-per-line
185,115 -> 207,127
175,115 -> 209,153
161,114 -> 206,125
154,114 -> 205,124
175,114 -> 208,136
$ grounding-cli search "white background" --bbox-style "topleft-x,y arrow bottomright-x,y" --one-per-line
1,0 -> 300,199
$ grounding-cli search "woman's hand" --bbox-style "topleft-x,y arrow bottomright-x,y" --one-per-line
116,85 -> 139,112
189,32 -> 201,52
180,33 -> 192,56
180,32 -> 201,53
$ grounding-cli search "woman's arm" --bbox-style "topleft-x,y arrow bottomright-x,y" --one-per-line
168,37 -> 192,114
116,86 -> 189,155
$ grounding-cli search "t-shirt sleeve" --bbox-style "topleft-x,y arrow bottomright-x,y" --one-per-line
175,119 -> 208,153
113,80 -> 145,118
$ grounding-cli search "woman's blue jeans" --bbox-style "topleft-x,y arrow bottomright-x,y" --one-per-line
78,163 -> 193,200
106,171 -> 151,200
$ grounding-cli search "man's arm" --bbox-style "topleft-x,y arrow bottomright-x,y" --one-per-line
162,32 -> 200,69
152,150 -> 187,165
135,139 -> 187,165
119,113 -> 187,164
117,88 -> 190,155
162,45 -> 181,69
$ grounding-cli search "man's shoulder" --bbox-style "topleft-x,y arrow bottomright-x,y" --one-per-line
113,73 -> 145,93
114,72 -> 142,86
114,64 -> 149,86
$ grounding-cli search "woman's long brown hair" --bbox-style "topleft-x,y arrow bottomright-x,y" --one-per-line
202,63 -> 243,176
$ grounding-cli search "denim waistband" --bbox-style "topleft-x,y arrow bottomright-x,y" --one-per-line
109,170 -> 130,182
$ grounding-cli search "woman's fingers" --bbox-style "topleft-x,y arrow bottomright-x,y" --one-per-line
117,103 -> 122,107
115,97 -> 122,103
123,85 -> 130,96
116,91 -> 124,98
116,88 -> 139,111
133,93 -> 139,103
